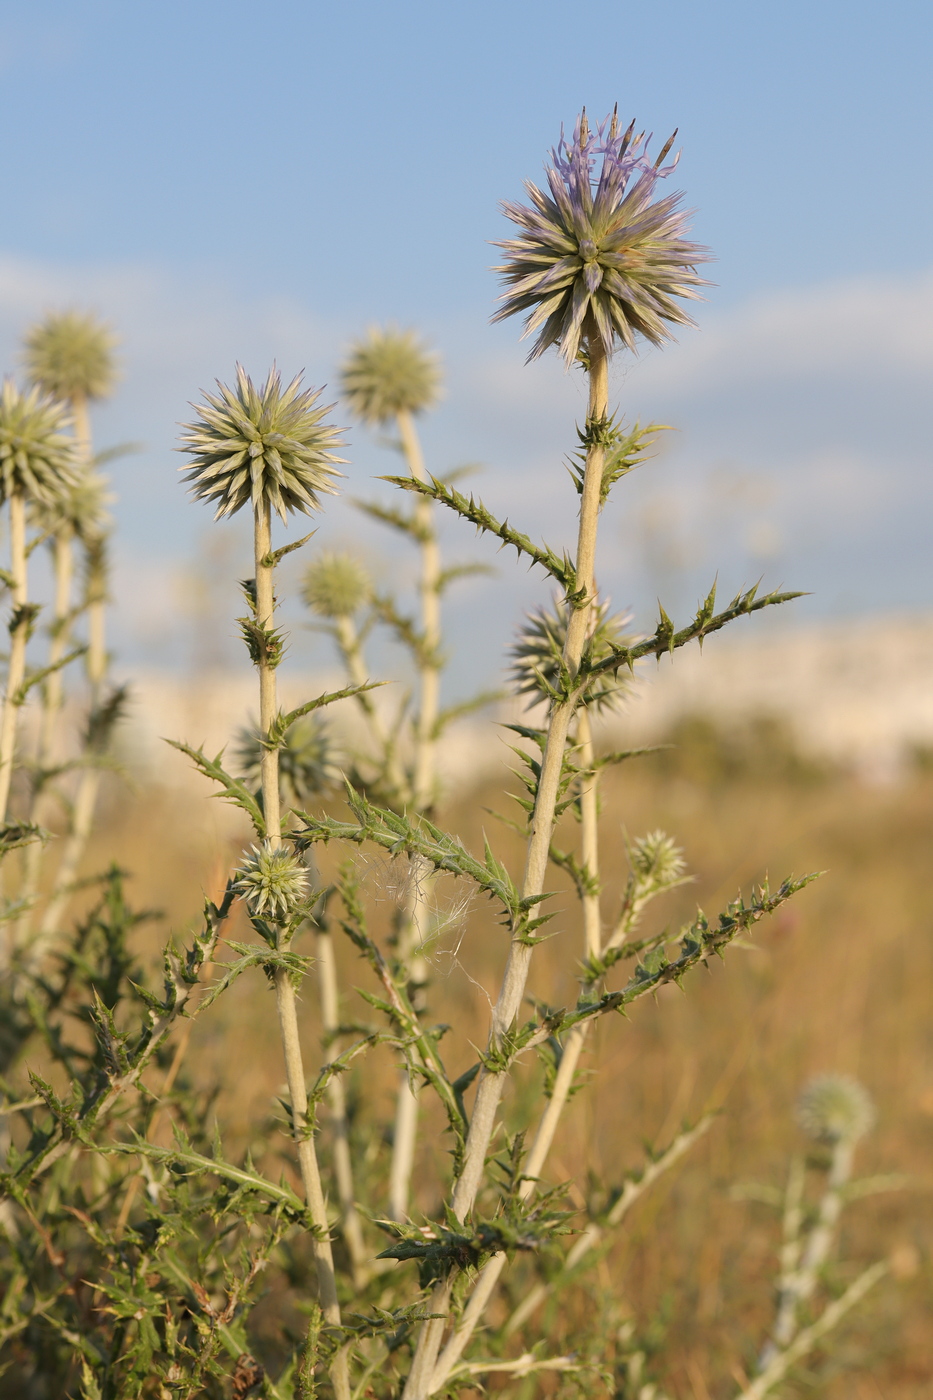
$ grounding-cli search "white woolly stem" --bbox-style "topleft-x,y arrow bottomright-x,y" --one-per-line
255,503 -> 349,1400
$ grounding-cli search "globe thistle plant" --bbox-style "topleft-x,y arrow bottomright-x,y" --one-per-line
0,380 -> 81,823
234,842 -> 310,922
22,310 -> 117,406
797,1074 -> 876,1147
340,326 -> 441,427
494,107 -> 711,366
301,551 -> 371,619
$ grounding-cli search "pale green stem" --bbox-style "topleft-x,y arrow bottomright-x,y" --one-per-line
254,503 -> 349,1400
402,334 -> 609,1400
759,1137 -> 856,1367
0,491 -> 29,826
429,704 -> 605,1388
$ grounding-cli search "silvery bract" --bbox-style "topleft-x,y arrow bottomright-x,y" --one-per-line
494,108 -> 711,365
22,310 -> 118,403
340,326 -> 441,425
179,364 -> 345,522
0,380 -> 81,506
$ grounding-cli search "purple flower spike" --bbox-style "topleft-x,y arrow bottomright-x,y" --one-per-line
493,107 -> 713,366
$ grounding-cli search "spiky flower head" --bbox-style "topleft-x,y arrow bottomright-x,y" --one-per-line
301,551 -> 372,619
178,365 -> 345,523
234,841 -> 310,921
31,466 -> 113,543
22,309 -> 118,403
340,326 -> 442,426
796,1075 -> 876,1146
0,379 -> 81,507
629,830 -> 687,889
235,715 -> 338,806
494,107 -> 712,366
510,595 -> 634,711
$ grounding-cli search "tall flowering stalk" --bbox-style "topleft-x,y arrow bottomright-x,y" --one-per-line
340,327 -> 443,1222
179,364 -> 351,1400
23,311 -> 119,944
0,382 -> 79,828
401,108 -> 712,1397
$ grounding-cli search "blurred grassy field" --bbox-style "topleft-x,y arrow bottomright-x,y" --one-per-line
81,714 -> 933,1399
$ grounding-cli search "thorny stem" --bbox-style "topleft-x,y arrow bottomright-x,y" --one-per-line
255,503 -> 350,1400
388,408 -> 439,1222
403,332 -> 609,1400
0,492 -> 29,826
430,697 -> 607,1388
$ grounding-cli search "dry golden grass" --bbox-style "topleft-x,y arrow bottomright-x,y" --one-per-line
79,719 -> 933,1399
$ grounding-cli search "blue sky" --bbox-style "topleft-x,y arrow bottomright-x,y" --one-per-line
0,1 -> 931,682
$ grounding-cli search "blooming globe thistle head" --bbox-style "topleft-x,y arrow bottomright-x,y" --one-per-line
494,107 -> 712,366
0,379 -> 81,507
340,326 -> 441,426
510,596 -> 634,711
796,1075 -> 876,1147
234,841 -> 310,921
178,364 -> 346,523
301,551 -> 371,619
22,309 -> 118,403
235,715 -> 338,806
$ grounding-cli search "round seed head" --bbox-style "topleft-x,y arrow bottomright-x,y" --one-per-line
510,596 -> 634,711
494,108 -> 712,366
234,841 -> 309,921
796,1075 -> 876,1146
31,466 -> 113,543
0,379 -> 82,507
22,309 -> 118,403
235,715 -> 338,806
340,326 -> 442,426
301,551 -> 371,619
178,364 -> 346,523
629,830 -> 686,889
